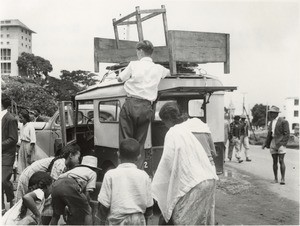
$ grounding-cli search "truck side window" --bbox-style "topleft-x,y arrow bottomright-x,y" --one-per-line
99,100 -> 120,122
188,99 -> 205,118
56,111 -> 83,125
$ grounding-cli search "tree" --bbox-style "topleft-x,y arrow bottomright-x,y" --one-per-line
17,52 -> 53,85
45,76 -> 80,101
1,75 -> 57,116
251,104 -> 267,128
43,70 -> 98,101
60,70 -> 98,89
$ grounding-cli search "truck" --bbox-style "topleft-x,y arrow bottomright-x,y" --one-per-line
59,5 -> 236,177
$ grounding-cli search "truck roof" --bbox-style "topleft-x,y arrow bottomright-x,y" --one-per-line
75,75 -> 236,101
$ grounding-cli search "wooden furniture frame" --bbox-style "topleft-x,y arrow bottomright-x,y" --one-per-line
94,5 -> 230,74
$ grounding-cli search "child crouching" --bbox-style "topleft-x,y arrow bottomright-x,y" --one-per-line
98,138 -> 154,225
2,171 -> 53,225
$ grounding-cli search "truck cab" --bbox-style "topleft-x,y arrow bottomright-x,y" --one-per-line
60,75 -> 235,177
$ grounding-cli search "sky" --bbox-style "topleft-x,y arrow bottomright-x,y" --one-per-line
1,0 -> 299,115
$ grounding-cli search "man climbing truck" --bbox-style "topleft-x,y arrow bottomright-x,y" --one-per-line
60,5 -> 236,177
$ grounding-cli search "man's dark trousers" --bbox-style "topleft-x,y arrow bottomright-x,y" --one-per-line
2,165 -> 14,208
119,97 -> 153,167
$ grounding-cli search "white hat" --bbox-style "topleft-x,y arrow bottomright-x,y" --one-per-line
80,155 -> 101,171
268,106 -> 280,113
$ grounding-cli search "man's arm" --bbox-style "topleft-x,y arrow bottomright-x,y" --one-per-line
2,118 -> 18,151
280,120 -> 290,147
117,62 -> 132,82
263,122 -> 272,149
22,192 -> 42,224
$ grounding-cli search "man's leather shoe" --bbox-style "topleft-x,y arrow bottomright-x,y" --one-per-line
246,158 -> 252,162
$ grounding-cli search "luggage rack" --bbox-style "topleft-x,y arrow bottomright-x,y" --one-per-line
94,5 -> 230,75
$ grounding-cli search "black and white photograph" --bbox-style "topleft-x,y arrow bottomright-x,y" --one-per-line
1,0 -> 299,225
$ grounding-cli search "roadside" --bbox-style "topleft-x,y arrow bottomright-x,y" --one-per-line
215,165 -> 299,225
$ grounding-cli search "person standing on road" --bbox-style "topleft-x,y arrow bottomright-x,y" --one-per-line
228,115 -> 243,163
152,102 -> 218,225
240,115 -> 251,161
117,40 -> 170,168
1,93 -> 18,214
263,106 -> 290,185
224,116 -> 230,162
18,109 -> 36,173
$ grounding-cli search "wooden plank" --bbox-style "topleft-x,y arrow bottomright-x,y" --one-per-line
224,34 -> 230,74
113,11 -> 137,26
95,46 -> 169,64
94,38 -> 137,50
139,9 -> 166,14
141,12 -> 161,22
168,31 -> 177,74
173,46 -> 226,62
117,20 -> 137,26
135,6 -> 144,41
162,5 -> 169,46
169,30 -> 227,48
112,19 -> 120,49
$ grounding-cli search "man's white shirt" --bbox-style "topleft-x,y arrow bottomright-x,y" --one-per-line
271,116 -> 279,134
118,57 -> 170,101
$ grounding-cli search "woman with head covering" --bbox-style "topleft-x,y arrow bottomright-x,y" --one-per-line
152,102 -> 218,225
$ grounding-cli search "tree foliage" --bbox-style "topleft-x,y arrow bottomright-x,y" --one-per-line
60,70 -> 97,89
17,52 -> 53,85
2,67 -> 99,116
45,76 -> 80,101
44,70 -> 98,101
251,104 -> 267,128
1,75 -> 57,116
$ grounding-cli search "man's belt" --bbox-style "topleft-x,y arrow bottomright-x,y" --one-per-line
126,95 -> 153,105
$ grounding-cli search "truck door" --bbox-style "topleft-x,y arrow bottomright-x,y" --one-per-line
59,101 -> 76,147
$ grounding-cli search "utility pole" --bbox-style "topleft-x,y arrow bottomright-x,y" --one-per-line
242,92 -> 247,115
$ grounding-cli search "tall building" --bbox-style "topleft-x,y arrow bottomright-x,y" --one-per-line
284,97 -> 299,134
0,19 -> 35,76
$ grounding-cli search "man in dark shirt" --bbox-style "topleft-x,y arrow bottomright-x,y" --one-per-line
228,115 -> 243,163
2,93 -> 18,214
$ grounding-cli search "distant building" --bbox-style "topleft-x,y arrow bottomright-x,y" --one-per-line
284,97 -> 299,134
0,19 -> 35,76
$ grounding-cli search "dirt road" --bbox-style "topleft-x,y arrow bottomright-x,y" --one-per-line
215,145 -> 299,225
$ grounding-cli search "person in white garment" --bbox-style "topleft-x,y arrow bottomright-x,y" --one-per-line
152,102 -> 218,225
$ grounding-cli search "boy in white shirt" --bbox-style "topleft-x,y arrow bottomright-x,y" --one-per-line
98,138 -> 153,225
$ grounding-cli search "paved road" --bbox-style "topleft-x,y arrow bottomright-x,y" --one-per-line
224,144 -> 299,203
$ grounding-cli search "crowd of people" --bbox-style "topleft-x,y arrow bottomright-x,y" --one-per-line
224,114 -> 252,163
